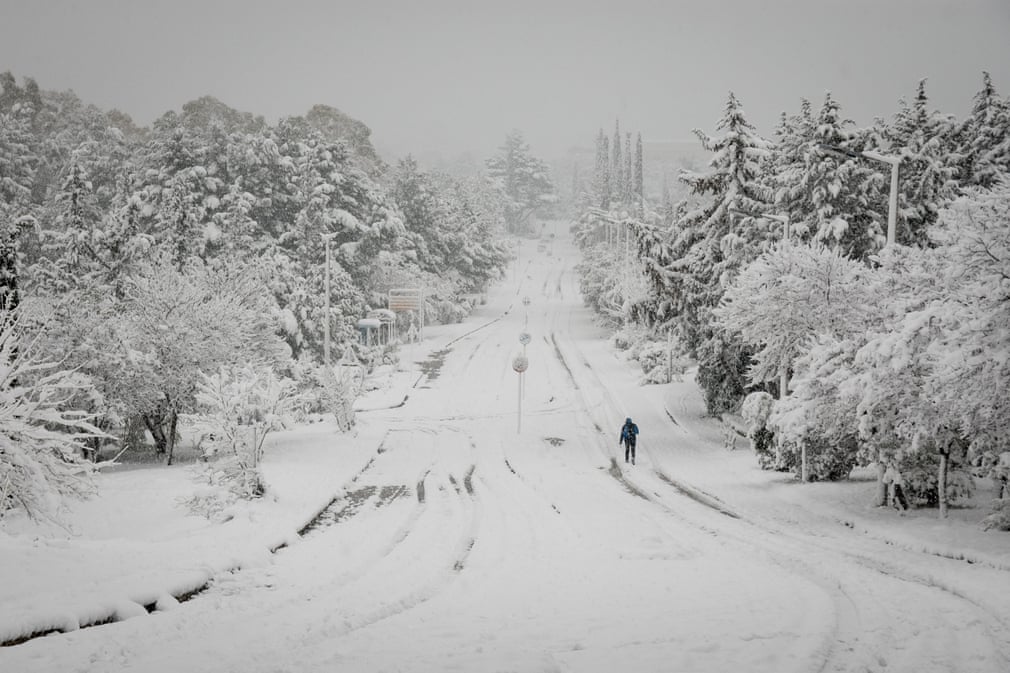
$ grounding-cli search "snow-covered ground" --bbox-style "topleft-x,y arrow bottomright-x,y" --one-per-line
2,228 -> 1008,673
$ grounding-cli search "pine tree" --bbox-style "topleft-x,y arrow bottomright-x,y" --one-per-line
624,132 -> 633,205
611,120 -> 623,206
634,133 -> 644,208
668,91 -> 774,412
484,130 -> 555,234
879,80 -> 960,247
595,131 -> 611,208
660,172 -> 673,226
801,92 -> 881,257
0,107 -> 37,312
959,72 -> 1010,189
770,100 -> 815,228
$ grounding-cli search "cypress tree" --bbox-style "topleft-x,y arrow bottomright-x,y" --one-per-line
634,132 -> 644,207
624,132 -> 633,204
611,119 -> 623,206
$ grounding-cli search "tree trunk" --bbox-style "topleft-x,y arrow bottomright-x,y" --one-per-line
165,410 -> 179,466
875,451 -> 887,507
143,413 -> 168,454
938,447 -> 949,519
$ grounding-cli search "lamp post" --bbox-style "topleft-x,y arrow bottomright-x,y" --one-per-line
817,144 -> 900,246
766,213 -> 790,241
863,150 -> 900,247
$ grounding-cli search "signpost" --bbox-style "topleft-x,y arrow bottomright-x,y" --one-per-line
512,354 -> 528,433
388,288 -> 424,340
519,331 -> 531,398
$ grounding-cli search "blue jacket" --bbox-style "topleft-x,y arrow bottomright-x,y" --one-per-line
620,422 -> 639,443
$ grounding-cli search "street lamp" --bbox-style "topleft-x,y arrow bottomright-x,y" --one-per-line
818,144 -> 900,246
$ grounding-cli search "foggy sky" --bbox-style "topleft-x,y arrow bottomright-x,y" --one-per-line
2,0 -> 1008,162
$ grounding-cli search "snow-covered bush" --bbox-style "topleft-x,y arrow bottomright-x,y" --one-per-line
431,298 -> 468,324
612,325 -> 690,384
695,331 -> 753,416
313,363 -> 360,431
770,335 -> 865,480
0,309 -> 107,522
787,433 -> 859,482
576,242 -> 623,324
741,392 -> 776,467
636,341 -> 689,384
183,365 -> 300,509
741,391 -> 774,436
898,450 -> 974,507
981,499 -> 1010,532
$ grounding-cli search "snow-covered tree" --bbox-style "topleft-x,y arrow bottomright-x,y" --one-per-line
485,130 -> 555,233
593,129 -> 611,209
924,183 -> 1010,456
611,120 -> 623,207
714,242 -> 872,392
803,93 -> 883,256
0,105 -> 38,311
769,99 -> 815,232
624,132 -> 633,205
634,133 -> 644,207
874,80 -> 960,247
112,259 -> 287,464
667,92 -> 773,412
186,364 -> 301,502
0,308 -> 105,522
958,72 -> 1010,189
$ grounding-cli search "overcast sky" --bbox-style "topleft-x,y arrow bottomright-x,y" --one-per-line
2,0 -> 1008,162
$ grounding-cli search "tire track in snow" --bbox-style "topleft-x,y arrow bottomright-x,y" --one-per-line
621,442 -> 1010,672
326,466 -> 482,638
548,332 -> 877,671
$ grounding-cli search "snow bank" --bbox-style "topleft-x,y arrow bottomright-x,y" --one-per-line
0,417 -> 389,646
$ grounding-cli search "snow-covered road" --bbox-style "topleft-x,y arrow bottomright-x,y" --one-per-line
4,227 -> 1008,672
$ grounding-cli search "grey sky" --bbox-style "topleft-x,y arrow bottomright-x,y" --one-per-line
2,0 -> 1008,162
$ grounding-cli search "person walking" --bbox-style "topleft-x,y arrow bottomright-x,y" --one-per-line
882,462 -> 909,512
619,417 -> 639,465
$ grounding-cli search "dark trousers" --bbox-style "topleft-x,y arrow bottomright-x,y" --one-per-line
893,484 -> 909,510
624,440 -> 636,462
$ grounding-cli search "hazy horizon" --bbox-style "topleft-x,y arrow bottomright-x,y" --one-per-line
2,0 -> 1008,162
